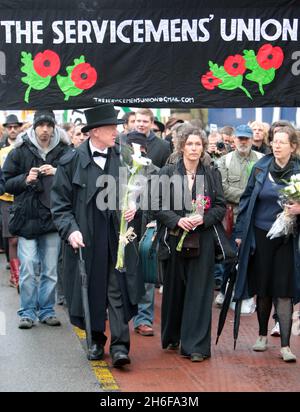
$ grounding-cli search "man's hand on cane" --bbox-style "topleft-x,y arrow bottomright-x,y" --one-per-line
68,231 -> 85,249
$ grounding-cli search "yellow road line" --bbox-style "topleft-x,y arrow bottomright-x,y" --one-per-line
91,361 -> 120,391
73,327 -> 120,391
74,326 -> 86,340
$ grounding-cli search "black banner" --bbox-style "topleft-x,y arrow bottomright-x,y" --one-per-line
0,0 -> 299,109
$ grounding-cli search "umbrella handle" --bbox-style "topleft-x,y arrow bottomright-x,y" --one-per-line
79,247 -> 83,261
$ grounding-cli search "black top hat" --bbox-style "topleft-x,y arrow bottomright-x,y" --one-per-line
3,114 -> 23,128
81,104 -> 124,133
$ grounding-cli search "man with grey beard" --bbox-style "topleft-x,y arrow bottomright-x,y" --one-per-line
215,124 -> 264,307
218,124 -> 264,224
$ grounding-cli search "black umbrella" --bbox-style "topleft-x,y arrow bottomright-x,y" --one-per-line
78,247 -> 93,359
215,257 -> 238,345
233,299 -> 242,350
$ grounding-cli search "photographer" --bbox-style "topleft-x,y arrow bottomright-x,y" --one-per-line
220,125 -> 235,151
2,110 -> 70,330
207,131 -> 228,161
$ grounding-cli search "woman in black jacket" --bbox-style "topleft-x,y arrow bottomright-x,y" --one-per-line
155,126 -> 226,362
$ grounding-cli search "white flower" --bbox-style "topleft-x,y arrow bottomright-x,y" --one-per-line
132,154 -> 152,166
131,142 -> 152,167
291,174 -> 300,183
295,182 -> 300,192
285,185 -> 296,195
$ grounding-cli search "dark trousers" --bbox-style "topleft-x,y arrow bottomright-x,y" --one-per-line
107,263 -> 130,355
161,233 -> 215,357
90,262 -> 130,355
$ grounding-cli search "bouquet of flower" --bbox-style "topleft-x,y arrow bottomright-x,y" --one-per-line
176,194 -> 211,252
267,173 -> 300,240
115,143 -> 152,271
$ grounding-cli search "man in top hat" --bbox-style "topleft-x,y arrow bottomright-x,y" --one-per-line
1,114 -> 23,148
51,104 -> 144,367
3,109 -> 70,329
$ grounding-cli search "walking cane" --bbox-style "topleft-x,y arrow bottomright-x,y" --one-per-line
78,247 -> 93,359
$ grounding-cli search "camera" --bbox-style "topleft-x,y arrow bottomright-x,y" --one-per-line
216,141 -> 225,150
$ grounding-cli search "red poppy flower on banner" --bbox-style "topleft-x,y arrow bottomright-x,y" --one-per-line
256,44 -> 284,70
224,54 -> 246,76
33,50 -> 61,78
201,71 -> 222,90
71,63 -> 97,90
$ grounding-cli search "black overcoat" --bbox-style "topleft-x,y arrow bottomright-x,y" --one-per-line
50,140 -> 144,324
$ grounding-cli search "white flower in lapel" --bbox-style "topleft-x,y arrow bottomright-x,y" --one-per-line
131,143 -> 152,169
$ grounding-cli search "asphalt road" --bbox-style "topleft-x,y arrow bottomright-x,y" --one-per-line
0,254 -> 101,392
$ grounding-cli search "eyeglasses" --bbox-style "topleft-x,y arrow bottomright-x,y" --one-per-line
6,125 -> 20,130
271,140 -> 290,147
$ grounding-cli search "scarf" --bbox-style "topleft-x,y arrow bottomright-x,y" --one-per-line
269,157 -> 295,184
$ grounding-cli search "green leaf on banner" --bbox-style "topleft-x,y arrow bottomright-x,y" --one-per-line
209,62 -> 243,90
56,56 -> 85,101
243,49 -> 259,71
20,52 -> 51,103
246,67 -> 275,95
246,67 -> 275,85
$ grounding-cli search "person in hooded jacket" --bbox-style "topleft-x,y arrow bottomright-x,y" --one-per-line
2,110 -> 70,330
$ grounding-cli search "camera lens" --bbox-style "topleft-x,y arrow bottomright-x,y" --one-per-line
216,141 -> 225,150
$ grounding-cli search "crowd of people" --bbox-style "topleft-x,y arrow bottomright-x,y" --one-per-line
0,105 -> 299,367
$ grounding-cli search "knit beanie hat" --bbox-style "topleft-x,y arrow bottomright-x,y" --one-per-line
33,110 -> 56,129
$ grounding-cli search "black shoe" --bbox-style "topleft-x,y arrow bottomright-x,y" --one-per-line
111,351 -> 131,368
88,342 -> 104,361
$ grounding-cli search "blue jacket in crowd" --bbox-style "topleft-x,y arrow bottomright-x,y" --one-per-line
234,154 -> 300,303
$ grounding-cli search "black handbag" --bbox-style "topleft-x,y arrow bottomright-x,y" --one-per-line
213,223 -> 236,262
180,231 -> 200,258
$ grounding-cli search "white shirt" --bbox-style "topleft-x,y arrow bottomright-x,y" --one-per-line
89,140 -> 108,170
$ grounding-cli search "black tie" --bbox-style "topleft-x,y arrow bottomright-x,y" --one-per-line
93,151 -> 108,158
